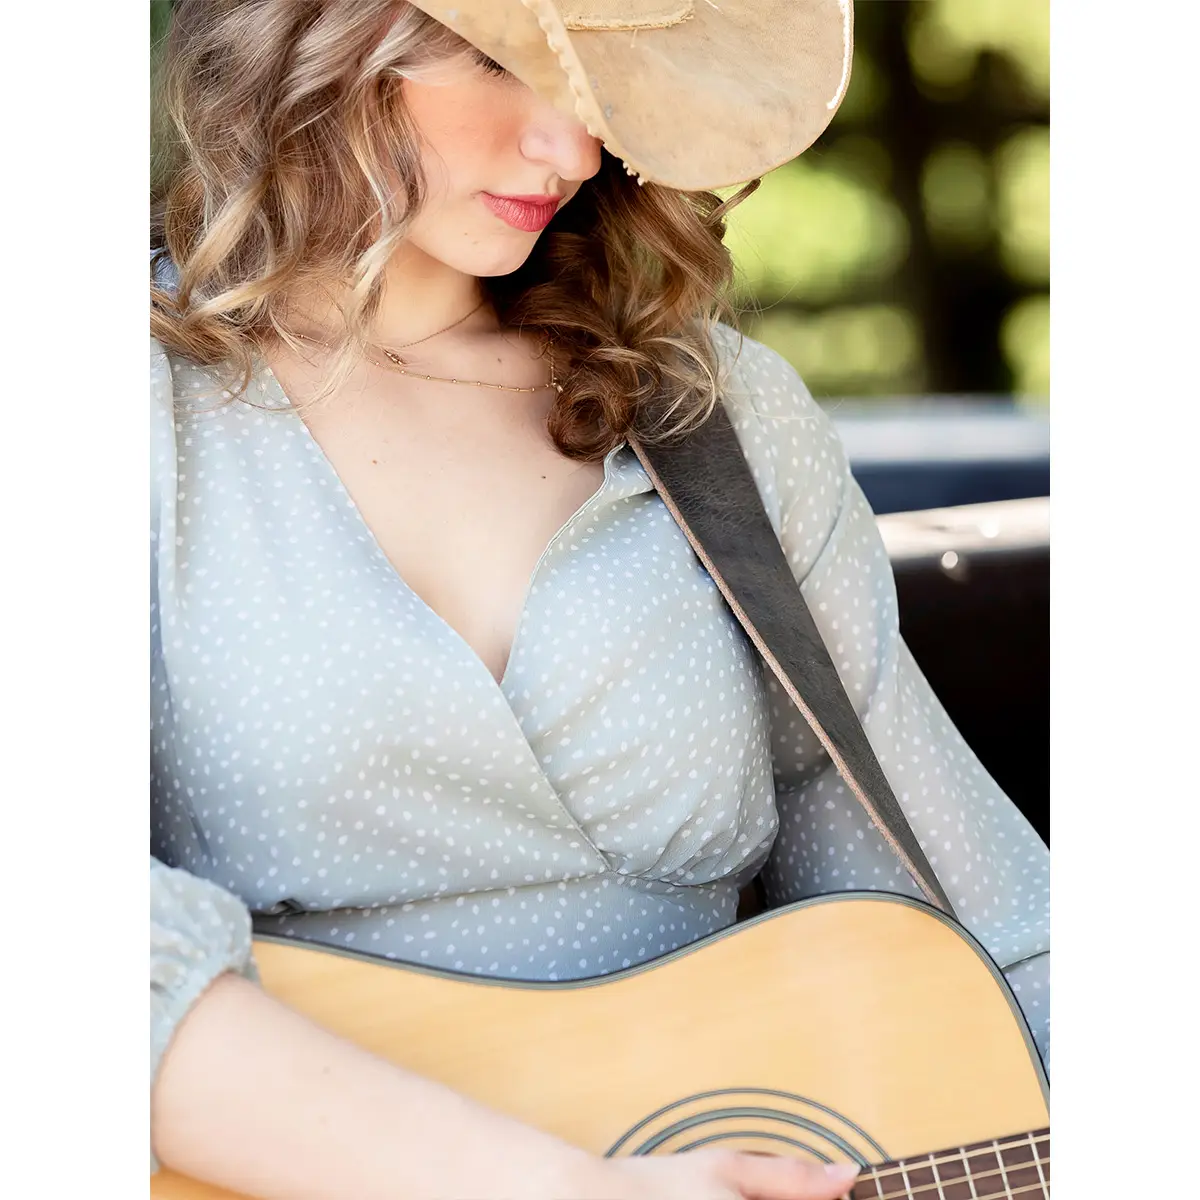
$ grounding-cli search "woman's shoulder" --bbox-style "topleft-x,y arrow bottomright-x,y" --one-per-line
707,321 -> 850,527
150,336 -> 244,410
150,337 -> 272,516
150,336 -> 282,451
709,321 -> 830,427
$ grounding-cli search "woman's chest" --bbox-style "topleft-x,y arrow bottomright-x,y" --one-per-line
153,402 -> 779,907
300,396 -> 606,684
158,404 -> 761,731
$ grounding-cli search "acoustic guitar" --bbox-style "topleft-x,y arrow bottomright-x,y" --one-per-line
152,892 -> 1049,1199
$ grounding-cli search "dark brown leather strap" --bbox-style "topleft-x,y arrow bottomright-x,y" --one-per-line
630,405 -> 957,919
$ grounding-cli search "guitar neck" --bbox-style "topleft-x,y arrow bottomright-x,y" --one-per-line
850,1128 -> 1049,1199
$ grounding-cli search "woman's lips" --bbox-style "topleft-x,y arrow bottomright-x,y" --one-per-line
481,192 -> 561,232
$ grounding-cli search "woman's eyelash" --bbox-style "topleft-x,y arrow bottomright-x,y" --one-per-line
471,50 -> 511,78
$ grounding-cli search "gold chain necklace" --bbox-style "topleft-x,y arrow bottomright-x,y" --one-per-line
290,317 -> 562,395
385,296 -> 488,351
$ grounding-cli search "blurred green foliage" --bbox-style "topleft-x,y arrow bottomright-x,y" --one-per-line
723,165 -> 910,306
149,0 -> 1049,403
995,126 -> 1050,286
908,0 -> 1049,96
722,0 -> 1049,404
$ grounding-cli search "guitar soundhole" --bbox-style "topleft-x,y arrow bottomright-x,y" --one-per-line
604,1087 -> 887,1166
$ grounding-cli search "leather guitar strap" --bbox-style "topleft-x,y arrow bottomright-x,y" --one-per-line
629,405 -> 958,920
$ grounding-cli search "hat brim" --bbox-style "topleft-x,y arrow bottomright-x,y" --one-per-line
406,0 -> 853,191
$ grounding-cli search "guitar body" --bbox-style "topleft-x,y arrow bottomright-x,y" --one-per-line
153,893 -> 1048,1199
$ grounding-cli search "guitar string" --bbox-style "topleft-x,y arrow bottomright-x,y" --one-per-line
928,1149 -> 949,1200
858,1171 -> 1049,1200
859,1152 -> 1046,1200
960,1145 -> 980,1200
1027,1131 -> 1048,1194
993,1137 -> 1017,1200
858,1177 -> 1047,1200
861,1135 -> 1049,1188
865,1129 -> 1049,1178
862,1152 -> 1049,1193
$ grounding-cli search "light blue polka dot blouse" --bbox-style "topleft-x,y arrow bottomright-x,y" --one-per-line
150,324 -> 1050,1100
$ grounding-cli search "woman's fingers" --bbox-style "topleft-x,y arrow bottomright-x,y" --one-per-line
715,1150 -> 861,1199
597,1146 -> 862,1200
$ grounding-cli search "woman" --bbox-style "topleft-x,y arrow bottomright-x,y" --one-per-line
150,2 -> 1050,1198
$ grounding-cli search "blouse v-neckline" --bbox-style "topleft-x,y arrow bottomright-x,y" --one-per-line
255,362 -> 655,700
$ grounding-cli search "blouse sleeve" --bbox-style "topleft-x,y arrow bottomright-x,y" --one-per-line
716,328 -> 1050,1066
150,340 -> 260,1170
150,856 -> 258,1087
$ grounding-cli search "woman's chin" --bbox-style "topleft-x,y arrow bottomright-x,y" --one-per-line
462,238 -> 541,279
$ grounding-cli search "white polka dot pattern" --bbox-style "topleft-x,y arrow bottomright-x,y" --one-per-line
150,324 -> 1049,1101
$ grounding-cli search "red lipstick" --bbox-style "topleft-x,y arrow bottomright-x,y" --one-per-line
481,192 -> 561,232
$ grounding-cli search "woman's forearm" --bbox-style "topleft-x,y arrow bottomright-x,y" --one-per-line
151,972 -> 601,1200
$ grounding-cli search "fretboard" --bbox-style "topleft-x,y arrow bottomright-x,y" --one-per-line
849,1128 -> 1050,1199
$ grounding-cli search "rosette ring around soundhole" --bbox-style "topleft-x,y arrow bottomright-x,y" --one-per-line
604,1087 -> 888,1166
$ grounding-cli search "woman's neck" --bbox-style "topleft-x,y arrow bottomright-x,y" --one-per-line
374,250 -> 493,347
289,249 -> 494,350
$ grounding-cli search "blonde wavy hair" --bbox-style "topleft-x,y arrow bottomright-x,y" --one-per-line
151,0 -> 759,460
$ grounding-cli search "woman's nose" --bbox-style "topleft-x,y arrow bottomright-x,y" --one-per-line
520,105 -> 602,184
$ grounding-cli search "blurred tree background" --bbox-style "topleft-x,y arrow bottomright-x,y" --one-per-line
151,0 -> 1049,405
722,0 -> 1048,405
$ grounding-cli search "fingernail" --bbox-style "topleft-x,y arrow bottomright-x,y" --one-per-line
824,1161 -> 860,1182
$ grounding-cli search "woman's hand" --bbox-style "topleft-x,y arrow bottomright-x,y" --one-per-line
577,1147 -> 861,1199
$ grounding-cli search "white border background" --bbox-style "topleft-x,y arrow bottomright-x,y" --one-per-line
4,2 -> 145,1193
1048,0 -> 1200,1193
3,1 -> 1199,1194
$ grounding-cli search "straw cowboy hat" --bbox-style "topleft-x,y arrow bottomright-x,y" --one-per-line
406,0 -> 854,190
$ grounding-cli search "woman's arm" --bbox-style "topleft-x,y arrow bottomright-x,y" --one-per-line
153,966 -> 861,1200
717,329 -> 1050,1063
151,971 -> 602,1200
150,854 -> 607,1199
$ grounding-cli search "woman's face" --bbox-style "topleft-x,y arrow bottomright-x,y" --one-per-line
399,49 -> 603,279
